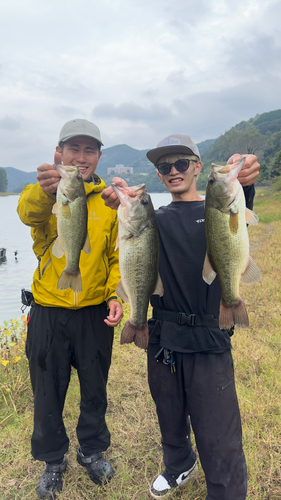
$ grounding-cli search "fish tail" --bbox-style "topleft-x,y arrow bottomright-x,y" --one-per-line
134,324 -> 149,350
120,320 -> 137,345
57,269 -> 82,293
219,298 -> 249,329
120,321 -> 149,350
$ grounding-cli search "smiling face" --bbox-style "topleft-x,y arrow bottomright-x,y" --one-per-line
56,136 -> 102,181
156,153 -> 203,201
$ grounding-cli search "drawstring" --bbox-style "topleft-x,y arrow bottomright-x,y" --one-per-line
37,236 -> 57,280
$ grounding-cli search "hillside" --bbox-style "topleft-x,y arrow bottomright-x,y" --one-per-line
198,109 -> 281,189
3,109 -> 281,193
4,167 -> 38,193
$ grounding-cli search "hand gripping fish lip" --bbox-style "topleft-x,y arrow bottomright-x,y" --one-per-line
211,156 -> 246,179
112,183 -> 146,208
53,163 -> 83,178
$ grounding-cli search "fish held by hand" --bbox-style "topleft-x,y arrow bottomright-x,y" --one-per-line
203,157 -> 261,329
52,164 -> 91,293
113,183 -> 164,350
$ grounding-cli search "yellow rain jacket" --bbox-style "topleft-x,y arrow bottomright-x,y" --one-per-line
17,175 -> 121,309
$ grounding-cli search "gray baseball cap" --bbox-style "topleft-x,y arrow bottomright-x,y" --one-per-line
147,133 -> 201,165
58,118 -> 104,146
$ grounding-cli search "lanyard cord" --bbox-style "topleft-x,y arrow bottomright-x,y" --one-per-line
37,236 -> 57,280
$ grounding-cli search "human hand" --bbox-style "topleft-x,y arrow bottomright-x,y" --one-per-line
227,154 -> 260,187
101,177 -> 130,209
37,152 -> 62,194
104,301 -> 123,327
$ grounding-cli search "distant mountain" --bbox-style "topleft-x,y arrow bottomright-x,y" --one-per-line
3,109 -> 281,193
197,138 -> 217,154
4,167 -> 38,193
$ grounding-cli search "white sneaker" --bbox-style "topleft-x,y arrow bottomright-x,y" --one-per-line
149,461 -> 198,498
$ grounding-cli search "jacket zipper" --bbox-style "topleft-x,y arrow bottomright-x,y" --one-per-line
102,235 -> 109,285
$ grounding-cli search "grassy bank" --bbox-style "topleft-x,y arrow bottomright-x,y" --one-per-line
0,193 -> 18,196
0,186 -> 280,499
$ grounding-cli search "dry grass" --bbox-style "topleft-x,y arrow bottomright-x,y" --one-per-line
0,187 -> 280,499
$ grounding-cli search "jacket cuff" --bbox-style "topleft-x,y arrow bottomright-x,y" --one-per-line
106,295 -> 122,307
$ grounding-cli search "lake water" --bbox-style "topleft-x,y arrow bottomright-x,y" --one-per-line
0,192 -> 172,326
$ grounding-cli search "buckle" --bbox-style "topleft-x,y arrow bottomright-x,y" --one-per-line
177,313 -> 196,326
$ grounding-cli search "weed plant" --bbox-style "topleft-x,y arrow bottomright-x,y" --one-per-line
0,187 -> 280,499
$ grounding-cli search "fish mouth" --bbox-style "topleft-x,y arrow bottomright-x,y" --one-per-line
54,164 -> 81,178
112,183 -> 146,207
226,198 -> 235,208
212,157 -> 246,180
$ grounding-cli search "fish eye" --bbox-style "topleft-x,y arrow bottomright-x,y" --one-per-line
77,173 -> 82,180
141,199 -> 149,206
209,178 -> 215,184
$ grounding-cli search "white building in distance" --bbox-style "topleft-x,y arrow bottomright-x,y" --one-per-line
107,164 -> 133,175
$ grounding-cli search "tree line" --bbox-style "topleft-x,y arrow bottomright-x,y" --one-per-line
0,168 -> 8,192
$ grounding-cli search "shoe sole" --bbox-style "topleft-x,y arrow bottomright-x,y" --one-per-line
149,462 -> 198,499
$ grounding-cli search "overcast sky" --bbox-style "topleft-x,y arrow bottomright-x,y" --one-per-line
0,0 -> 280,172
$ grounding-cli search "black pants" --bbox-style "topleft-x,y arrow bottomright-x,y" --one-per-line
26,303 -> 114,463
147,345 -> 247,500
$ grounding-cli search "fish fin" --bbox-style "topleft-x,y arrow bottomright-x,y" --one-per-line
202,253 -> 217,285
229,212 -> 239,233
52,202 -> 59,216
82,233 -> 91,254
241,256 -> 261,284
57,269 -> 82,293
116,280 -> 129,302
120,320 -> 137,345
134,323 -> 149,350
114,235 -> 120,251
52,237 -> 64,258
61,202 -> 71,219
245,207 -> 259,225
152,273 -> 164,297
219,298 -> 249,329
120,321 -> 149,350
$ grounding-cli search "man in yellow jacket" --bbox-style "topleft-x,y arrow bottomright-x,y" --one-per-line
17,119 -> 123,499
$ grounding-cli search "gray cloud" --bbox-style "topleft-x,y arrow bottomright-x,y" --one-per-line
97,74 -> 281,148
92,102 -> 173,123
0,116 -> 21,131
167,69 -> 190,85
226,35 -> 281,75
55,106 -> 86,118
165,0 -> 212,29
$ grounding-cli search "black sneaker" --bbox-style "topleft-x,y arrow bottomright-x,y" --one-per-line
36,456 -> 68,499
77,447 -> 114,485
149,461 -> 198,498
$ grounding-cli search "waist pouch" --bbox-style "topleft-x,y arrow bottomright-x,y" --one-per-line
152,308 -> 219,327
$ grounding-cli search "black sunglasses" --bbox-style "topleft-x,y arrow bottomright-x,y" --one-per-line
156,159 -> 195,175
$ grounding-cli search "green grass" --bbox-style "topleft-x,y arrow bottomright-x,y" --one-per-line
0,192 -> 18,196
254,183 -> 281,223
0,186 -> 281,499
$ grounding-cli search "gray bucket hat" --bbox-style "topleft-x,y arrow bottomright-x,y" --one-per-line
58,118 -> 104,146
147,133 -> 200,165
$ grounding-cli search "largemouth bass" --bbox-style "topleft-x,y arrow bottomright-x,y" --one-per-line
52,164 -> 91,292
203,157 -> 261,329
113,183 -> 164,350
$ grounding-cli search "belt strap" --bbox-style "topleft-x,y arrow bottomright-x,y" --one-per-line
152,308 -> 219,327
